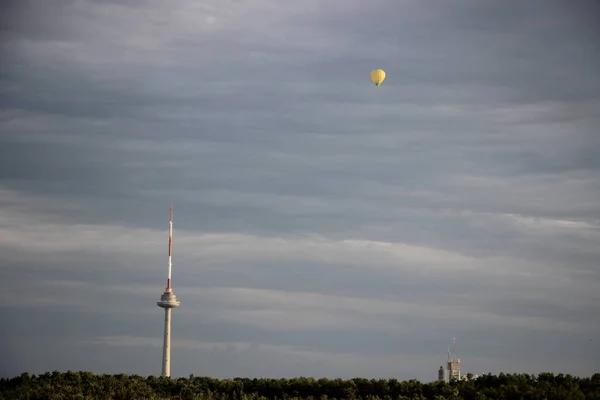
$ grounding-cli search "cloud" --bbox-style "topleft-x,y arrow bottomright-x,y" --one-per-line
191,286 -> 591,334
0,188 -> 477,272
1,188 -> 598,336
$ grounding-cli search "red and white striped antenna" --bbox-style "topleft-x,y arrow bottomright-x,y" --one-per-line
166,201 -> 173,291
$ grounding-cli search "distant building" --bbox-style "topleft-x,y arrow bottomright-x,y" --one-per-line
448,358 -> 461,381
438,365 -> 448,382
156,203 -> 181,378
437,338 -> 463,383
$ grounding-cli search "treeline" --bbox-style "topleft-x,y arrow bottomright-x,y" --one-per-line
1,371 -> 599,400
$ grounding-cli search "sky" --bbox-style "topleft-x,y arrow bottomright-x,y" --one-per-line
1,0 -> 599,382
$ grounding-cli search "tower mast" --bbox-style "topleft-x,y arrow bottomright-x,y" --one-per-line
167,201 -> 173,291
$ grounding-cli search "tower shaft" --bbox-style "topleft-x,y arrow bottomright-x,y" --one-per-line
161,308 -> 172,377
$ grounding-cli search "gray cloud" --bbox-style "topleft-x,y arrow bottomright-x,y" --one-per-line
1,0 -> 599,381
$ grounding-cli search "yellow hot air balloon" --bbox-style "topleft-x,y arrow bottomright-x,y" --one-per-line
370,69 -> 386,87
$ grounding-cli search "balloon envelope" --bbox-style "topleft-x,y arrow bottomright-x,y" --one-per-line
370,69 -> 386,87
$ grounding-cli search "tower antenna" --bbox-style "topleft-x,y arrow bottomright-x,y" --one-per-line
167,200 -> 173,290
452,337 -> 456,362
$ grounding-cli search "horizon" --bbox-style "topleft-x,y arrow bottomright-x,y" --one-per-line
2,370 -> 598,381
1,0 -> 599,381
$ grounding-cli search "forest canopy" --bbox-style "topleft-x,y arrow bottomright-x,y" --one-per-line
1,371 -> 599,400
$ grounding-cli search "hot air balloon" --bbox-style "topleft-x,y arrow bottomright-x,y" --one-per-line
370,69 -> 386,87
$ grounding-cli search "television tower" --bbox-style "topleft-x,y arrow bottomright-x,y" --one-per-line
157,202 -> 180,377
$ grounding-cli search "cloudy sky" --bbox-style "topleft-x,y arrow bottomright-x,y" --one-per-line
1,0 -> 599,381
